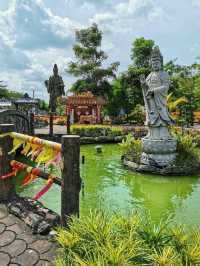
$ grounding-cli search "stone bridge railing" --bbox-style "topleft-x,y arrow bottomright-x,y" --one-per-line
0,109 -> 34,135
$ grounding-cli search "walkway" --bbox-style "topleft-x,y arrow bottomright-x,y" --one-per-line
35,125 -> 67,135
0,204 -> 57,266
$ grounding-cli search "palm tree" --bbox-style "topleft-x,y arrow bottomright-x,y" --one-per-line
167,92 -> 188,112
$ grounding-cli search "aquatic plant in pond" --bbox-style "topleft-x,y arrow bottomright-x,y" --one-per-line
122,130 -> 200,175
120,133 -> 142,163
55,211 -> 200,266
173,131 -> 200,173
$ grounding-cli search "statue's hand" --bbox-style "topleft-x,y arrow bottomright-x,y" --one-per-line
140,74 -> 146,85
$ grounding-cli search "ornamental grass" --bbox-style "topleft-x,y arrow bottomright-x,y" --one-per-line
55,211 -> 200,266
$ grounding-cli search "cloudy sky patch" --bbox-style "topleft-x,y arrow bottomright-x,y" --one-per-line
0,0 -> 200,99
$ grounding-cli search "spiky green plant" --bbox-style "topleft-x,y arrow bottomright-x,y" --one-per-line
55,211 -> 200,266
167,93 -> 188,112
150,246 -> 178,266
119,134 -> 142,163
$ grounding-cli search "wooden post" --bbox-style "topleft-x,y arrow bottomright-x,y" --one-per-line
49,112 -> 54,137
61,135 -> 81,226
0,124 -> 15,202
30,112 -> 35,135
67,114 -> 70,134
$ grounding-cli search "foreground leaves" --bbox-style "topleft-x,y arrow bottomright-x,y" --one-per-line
55,211 -> 200,266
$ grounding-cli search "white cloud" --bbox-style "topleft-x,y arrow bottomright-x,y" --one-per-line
90,0 -> 165,33
0,0 -> 81,51
0,0 -> 199,99
192,0 -> 200,8
0,0 -> 80,99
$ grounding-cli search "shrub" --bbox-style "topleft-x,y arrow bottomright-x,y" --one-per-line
71,125 -> 124,137
55,211 -> 200,266
172,130 -> 200,172
121,128 -> 200,173
54,117 -> 67,125
128,104 -> 145,125
119,134 -> 142,163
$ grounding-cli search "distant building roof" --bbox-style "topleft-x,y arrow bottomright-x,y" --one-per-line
13,93 -> 38,105
66,92 -> 106,106
0,99 -> 12,107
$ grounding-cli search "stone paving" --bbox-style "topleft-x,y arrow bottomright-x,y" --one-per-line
0,204 -> 57,266
35,125 -> 66,135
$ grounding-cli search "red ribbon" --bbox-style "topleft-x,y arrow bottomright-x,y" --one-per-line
32,178 -> 53,200
9,160 -> 54,200
0,160 -> 27,180
0,171 -> 16,180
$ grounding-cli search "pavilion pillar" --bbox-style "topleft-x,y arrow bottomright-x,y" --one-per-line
97,105 -> 101,124
66,106 -> 71,134
70,108 -> 74,124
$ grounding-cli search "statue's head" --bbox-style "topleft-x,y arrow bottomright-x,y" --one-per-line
53,64 -> 58,76
150,46 -> 163,71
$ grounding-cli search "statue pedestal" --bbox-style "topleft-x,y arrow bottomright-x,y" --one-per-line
138,125 -> 177,172
140,138 -> 177,168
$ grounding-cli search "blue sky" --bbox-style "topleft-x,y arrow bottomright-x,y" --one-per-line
0,0 -> 200,100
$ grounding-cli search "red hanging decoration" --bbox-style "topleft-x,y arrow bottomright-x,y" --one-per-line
32,178 -> 53,200
22,173 -> 32,186
0,171 -> 16,180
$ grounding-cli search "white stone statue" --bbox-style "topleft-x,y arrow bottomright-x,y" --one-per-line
139,46 -> 177,169
140,46 -> 174,140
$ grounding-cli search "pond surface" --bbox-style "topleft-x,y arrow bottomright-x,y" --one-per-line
18,144 -> 200,226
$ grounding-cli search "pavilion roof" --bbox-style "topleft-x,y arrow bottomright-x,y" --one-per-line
13,93 -> 38,105
0,99 -> 12,107
66,92 -> 106,106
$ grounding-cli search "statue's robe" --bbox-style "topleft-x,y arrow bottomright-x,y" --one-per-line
145,71 -> 173,127
48,75 -> 65,112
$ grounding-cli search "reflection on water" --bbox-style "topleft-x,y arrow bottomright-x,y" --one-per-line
19,144 -> 200,226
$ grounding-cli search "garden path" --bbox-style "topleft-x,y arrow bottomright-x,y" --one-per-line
0,204 -> 57,266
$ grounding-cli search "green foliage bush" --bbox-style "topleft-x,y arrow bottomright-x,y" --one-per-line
56,211 -> 200,266
71,125 -> 124,138
172,129 -> 200,172
183,128 -> 200,147
119,134 -> 142,164
128,104 -> 145,125
121,129 -> 200,173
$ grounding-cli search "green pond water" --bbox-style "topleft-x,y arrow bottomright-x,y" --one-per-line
18,144 -> 200,225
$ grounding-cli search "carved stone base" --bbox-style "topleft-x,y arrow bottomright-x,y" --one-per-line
140,152 -> 177,168
141,138 -> 177,168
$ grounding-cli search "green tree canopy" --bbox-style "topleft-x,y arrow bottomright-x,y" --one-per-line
0,81 -> 23,100
131,37 -> 155,68
164,60 -> 200,125
67,23 -> 119,97
105,37 -> 155,119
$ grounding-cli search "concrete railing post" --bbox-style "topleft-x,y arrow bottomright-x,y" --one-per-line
61,135 -> 81,226
0,124 -> 15,202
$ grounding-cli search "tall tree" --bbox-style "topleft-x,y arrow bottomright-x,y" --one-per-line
105,37 -> 155,120
164,61 -> 200,125
124,37 -> 155,108
0,81 -> 23,100
131,37 -> 155,68
67,23 -> 119,97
